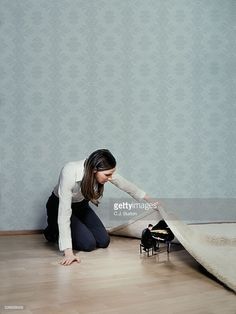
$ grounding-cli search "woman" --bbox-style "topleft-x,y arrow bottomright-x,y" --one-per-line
44,149 -> 158,266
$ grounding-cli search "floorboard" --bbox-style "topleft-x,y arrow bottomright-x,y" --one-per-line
0,235 -> 235,314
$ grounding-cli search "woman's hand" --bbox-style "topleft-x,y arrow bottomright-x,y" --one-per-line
59,248 -> 81,266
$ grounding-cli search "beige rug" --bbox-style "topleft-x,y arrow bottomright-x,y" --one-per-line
108,205 -> 236,292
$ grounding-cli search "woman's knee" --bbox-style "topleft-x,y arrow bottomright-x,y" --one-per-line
83,240 -> 97,252
73,238 -> 97,252
97,234 -> 110,248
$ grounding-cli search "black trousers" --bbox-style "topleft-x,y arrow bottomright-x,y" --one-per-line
43,193 -> 110,251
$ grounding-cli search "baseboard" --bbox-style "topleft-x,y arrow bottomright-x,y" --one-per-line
0,230 -> 43,236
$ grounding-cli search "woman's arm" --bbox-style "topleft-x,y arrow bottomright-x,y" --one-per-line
110,173 -> 160,209
110,173 -> 146,201
57,162 -> 80,265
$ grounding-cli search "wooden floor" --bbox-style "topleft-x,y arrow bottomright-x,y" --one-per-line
0,235 -> 235,314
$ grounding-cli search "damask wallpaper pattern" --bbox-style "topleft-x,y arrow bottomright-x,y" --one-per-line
0,0 -> 235,230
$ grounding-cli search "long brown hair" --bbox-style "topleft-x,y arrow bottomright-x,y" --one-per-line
81,149 -> 116,205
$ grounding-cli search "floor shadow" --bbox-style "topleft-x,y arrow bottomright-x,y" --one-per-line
197,263 -> 236,294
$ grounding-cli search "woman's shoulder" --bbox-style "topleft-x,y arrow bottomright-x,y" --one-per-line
63,159 -> 85,169
61,159 -> 86,180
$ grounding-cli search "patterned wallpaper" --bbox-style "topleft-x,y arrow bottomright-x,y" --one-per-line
0,0 -> 235,230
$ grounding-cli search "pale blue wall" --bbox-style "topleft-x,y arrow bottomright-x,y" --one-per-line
0,0 -> 235,230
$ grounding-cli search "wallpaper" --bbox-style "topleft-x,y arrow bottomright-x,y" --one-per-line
0,0 -> 235,230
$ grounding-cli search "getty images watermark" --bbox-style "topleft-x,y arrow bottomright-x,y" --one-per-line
108,198 -> 236,224
113,201 -> 158,217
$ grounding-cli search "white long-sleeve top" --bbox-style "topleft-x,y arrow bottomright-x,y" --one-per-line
53,160 -> 146,251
